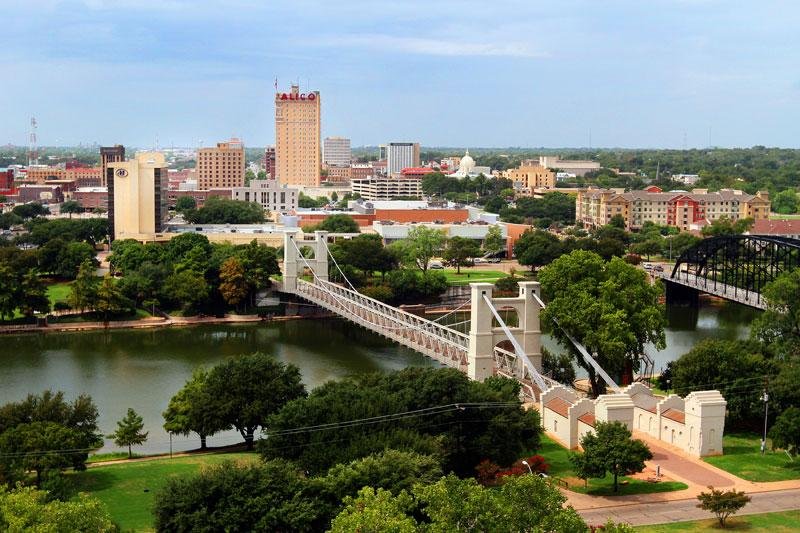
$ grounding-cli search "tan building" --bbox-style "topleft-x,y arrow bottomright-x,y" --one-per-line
197,138 -> 245,189
100,145 -> 126,186
506,164 -> 556,193
576,187 -> 771,231
25,166 -> 66,183
232,179 -> 299,214
351,177 -> 422,201
325,165 -> 351,183
275,85 -> 321,187
537,156 -> 600,177
67,167 -> 102,187
108,152 -> 169,241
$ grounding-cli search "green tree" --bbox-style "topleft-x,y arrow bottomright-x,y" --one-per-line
393,226 -> 447,273
768,406 -> 800,456
696,486 -> 751,527
17,269 -> 50,318
514,229 -> 564,271
68,259 -> 99,312
664,232 -> 702,259
702,215 -> 754,236
163,368 -> 227,450
219,257 -> 249,308
174,195 -> 196,212
631,238 -> 662,261
332,233 -> 398,280
107,408 -> 148,458
54,241 -> 97,279
541,347 -> 577,385
609,214 -> 626,228
314,214 -> 360,233
670,340 -> 771,426
0,485 -> 116,532
60,200 -> 82,218
204,353 -> 306,449
0,391 -> 102,485
330,487 -> 418,533
0,265 -> 19,320
95,274 -> 131,322
483,225 -> 505,256
154,460 -> 323,532
571,421 -> 652,493
161,270 -> 210,312
443,236 -> 481,274
184,196 -> 265,224
751,268 -> 800,359
539,251 -> 666,395
771,189 -> 798,214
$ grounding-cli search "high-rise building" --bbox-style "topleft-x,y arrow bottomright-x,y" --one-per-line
275,85 -> 321,187
323,137 -> 351,167
100,145 -> 125,187
263,146 -> 276,178
386,142 -> 420,177
108,152 -> 169,241
197,138 -> 245,189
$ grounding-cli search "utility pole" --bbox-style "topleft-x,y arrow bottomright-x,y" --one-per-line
761,376 -> 769,455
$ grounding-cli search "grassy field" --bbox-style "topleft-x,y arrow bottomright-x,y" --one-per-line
72,452 -> 259,531
704,432 -> 800,482
537,435 -> 688,496
441,269 -> 507,286
770,213 -> 800,219
47,282 -> 72,306
635,510 -> 800,532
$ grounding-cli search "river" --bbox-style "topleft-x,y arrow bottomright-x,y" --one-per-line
0,297 -> 757,454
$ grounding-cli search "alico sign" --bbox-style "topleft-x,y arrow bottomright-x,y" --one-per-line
276,92 -> 317,101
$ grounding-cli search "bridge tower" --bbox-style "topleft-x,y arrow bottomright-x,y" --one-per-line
467,281 -> 543,381
282,230 -> 329,292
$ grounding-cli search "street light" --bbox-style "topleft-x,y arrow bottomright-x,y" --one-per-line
521,460 -> 533,475
761,390 -> 769,455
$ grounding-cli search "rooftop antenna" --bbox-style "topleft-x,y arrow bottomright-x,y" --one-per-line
28,116 -> 39,166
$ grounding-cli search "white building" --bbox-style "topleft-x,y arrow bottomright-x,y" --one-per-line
672,174 -> 700,186
323,137 -> 352,167
386,142 -> 420,177
351,177 -> 422,201
231,179 -> 298,214
538,156 -> 600,176
447,150 -> 492,179
372,221 -> 507,244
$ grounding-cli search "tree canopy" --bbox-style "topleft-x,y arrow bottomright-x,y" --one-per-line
571,421 -> 652,493
751,268 -> 800,359
538,250 -> 666,395
184,197 -> 265,224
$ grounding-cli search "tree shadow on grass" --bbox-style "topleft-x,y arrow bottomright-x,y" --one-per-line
69,469 -> 118,493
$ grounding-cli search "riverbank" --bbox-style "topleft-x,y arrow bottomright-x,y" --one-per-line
0,311 -> 335,335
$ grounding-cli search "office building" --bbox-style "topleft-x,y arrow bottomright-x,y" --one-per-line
108,151 -> 169,241
275,85 -> 321,187
506,164 -> 556,192
325,165 -> 351,183
263,147 -> 276,178
231,179 -> 298,214
576,187 -> 771,231
386,142 -> 420,177
323,137 -> 351,167
538,156 -> 600,177
197,138 -> 245,189
351,177 -> 422,201
100,145 -> 126,186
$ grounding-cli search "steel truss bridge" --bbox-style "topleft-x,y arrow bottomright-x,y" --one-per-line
655,235 -> 800,310
279,231 -> 587,401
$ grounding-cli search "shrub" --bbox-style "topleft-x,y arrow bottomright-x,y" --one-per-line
361,284 -> 394,302
494,276 -> 520,293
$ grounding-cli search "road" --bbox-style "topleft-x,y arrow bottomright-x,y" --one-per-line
579,488 -> 800,526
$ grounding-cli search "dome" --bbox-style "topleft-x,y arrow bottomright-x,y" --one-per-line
459,149 -> 475,175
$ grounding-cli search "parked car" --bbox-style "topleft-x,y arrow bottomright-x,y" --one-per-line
472,257 -> 487,264
429,261 -> 444,270
485,257 -> 501,263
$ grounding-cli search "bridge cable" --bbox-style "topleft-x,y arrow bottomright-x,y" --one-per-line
530,292 -> 620,392
482,293 -> 548,393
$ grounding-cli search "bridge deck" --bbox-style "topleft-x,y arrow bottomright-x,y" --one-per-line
655,271 -> 766,310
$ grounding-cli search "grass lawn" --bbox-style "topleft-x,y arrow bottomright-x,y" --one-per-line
87,451 -> 144,464
441,269 -> 507,286
538,434 -> 688,496
770,213 -> 800,219
72,452 -> 259,532
704,432 -> 800,482
47,282 -> 72,306
635,510 -> 800,532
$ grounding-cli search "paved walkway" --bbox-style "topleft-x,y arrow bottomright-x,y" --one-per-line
579,488 -> 800,526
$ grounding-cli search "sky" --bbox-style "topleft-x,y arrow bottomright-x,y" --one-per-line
1,0 -> 799,149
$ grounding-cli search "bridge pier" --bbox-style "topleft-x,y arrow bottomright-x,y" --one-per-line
468,281 -> 543,382
282,230 -> 329,292
664,279 -> 699,308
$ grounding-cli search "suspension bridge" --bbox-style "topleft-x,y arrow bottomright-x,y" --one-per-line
279,231 -> 621,401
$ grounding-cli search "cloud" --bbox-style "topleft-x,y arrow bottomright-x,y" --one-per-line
313,34 -> 545,58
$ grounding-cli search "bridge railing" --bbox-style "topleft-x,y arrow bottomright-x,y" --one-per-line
655,271 -> 765,309
493,346 -> 561,401
295,279 -> 469,369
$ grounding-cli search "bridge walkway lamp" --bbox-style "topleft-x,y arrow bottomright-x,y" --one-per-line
521,460 -> 533,475
761,388 -> 769,456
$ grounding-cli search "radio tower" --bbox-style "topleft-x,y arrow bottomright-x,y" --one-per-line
27,117 -> 39,167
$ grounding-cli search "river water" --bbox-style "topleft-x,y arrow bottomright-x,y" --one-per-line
0,297 -> 757,454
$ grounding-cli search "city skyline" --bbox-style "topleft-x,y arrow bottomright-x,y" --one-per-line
2,1 -> 800,148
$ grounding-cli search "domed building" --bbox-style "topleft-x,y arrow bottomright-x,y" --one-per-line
449,149 -> 492,179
